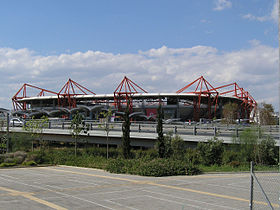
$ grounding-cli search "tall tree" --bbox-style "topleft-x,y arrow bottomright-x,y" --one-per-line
156,104 -> 165,158
23,116 -> 49,152
222,102 -> 238,124
259,103 -> 276,125
122,103 -> 131,159
99,108 -> 113,159
70,112 -> 88,156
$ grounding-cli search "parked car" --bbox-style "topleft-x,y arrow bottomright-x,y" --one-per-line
9,118 -> 24,127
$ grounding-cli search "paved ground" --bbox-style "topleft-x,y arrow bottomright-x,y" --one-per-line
0,166 -> 278,210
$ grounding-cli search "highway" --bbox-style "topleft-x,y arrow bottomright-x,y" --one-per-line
1,121 -> 279,147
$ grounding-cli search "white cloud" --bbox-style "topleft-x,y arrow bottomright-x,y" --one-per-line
0,42 -> 278,110
213,0 -> 232,11
243,0 -> 278,23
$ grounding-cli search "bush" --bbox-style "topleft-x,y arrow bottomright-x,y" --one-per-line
23,161 -> 37,166
132,149 -> 158,160
0,162 -> 16,167
171,135 -> 185,160
185,148 -> 201,165
197,138 -> 224,166
234,128 -> 258,162
26,150 -> 50,164
229,161 -> 241,168
258,137 -> 278,165
3,157 -> 15,164
222,150 -> 240,165
10,133 -> 32,152
186,163 -> 202,175
14,156 -> 25,164
105,158 -> 201,177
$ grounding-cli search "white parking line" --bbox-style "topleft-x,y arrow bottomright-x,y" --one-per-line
0,176 -> 115,210
144,195 -> 210,210
105,199 -> 140,210
141,189 -> 241,210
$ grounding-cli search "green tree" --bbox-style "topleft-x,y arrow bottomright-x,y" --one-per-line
197,137 -> 224,166
70,112 -> 88,157
259,103 -> 276,125
156,104 -> 165,158
234,127 -> 259,162
222,102 -> 238,124
171,135 -> 185,160
122,103 -> 131,159
258,136 -> 278,165
99,108 -> 113,159
23,116 -> 49,152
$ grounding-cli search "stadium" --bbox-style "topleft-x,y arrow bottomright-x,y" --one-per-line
10,76 -> 257,122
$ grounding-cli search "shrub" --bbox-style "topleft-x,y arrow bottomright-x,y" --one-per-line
132,149 -> 158,160
0,156 -> 3,163
0,162 -> 16,167
197,138 -> 224,166
186,163 -> 202,175
3,157 -> 15,164
257,137 -> 278,165
185,148 -> 201,165
234,128 -> 258,162
3,153 -> 14,159
105,158 -> 126,174
10,133 -> 32,152
105,158 -> 201,177
222,150 -> 240,165
14,156 -> 25,164
171,135 -> 185,160
23,161 -> 37,166
229,161 -> 241,168
26,150 -> 50,164
14,151 -> 27,159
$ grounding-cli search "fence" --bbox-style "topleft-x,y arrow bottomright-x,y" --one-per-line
250,162 -> 280,209
3,119 -> 280,143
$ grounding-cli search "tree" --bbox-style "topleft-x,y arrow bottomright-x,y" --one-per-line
234,127 -> 259,163
156,104 -> 165,158
122,103 -> 131,159
222,102 -> 238,124
259,103 -> 276,125
258,136 -> 278,165
197,137 -> 224,166
171,135 -> 185,160
99,108 -> 113,159
70,112 -> 88,157
23,116 -> 49,152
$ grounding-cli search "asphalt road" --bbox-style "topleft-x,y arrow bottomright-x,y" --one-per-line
0,166 -> 278,210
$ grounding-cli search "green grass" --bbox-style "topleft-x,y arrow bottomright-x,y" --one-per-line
199,164 -> 279,173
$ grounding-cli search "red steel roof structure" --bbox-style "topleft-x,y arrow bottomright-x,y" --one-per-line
114,76 -> 148,112
11,76 -> 257,121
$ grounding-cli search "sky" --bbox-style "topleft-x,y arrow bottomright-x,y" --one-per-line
0,0 -> 278,110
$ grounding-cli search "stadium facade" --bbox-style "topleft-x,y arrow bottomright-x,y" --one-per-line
11,76 -> 257,122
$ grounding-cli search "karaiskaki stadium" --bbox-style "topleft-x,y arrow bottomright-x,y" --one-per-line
10,76 -> 257,122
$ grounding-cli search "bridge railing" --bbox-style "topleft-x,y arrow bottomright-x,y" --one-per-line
3,119 -> 279,145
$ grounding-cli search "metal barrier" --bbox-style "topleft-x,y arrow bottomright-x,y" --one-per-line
5,120 -> 280,141
250,162 -> 280,209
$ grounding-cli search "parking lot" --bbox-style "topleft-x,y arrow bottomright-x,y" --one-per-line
0,166 -> 278,209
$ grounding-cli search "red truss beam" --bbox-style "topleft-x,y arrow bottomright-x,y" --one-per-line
209,82 -> 257,119
12,84 -> 58,111
114,76 -> 148,112
176,76 -> 219,121
58,78 -> 96,109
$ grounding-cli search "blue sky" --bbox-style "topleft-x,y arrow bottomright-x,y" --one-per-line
0,0 -> 278,110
